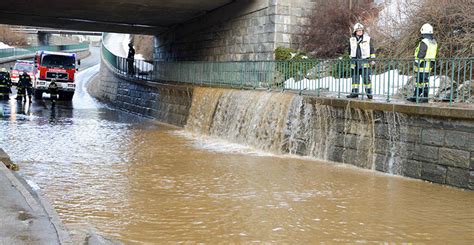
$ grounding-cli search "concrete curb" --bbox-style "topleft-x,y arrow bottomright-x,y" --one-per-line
0,151 -> 72,244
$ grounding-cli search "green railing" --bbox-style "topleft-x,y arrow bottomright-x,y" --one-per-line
101,40 -> 473,104
0,43 -> 89,59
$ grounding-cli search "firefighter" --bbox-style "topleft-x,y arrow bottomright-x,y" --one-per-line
25,73 -> 33,103
407,23 -> 438,103
127,42 -> 135,75
48,79 -> 59,107
16,72 -> 29,102
346,23 -> 376,99
0,68 -> 11,100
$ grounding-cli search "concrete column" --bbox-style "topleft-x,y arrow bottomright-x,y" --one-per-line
37,32 -> 51,46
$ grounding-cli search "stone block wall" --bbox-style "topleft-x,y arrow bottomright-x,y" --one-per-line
371,111 -> 473,189
271,0 -> 315,49
96,59 -> 193,126
292,96 -> 474,190
94,59 -> 473,189
153,0 -> 317,61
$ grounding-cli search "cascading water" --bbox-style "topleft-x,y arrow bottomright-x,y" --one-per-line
342,102 -> 376,169
186,87 -> 397,172
186,88 -> 294,153
284,96 -> 340,160
382,111 -> 409,175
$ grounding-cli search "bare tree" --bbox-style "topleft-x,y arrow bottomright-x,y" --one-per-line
373,0 -> 473,57
300,0 -> 380,58
0,25 -> 27,46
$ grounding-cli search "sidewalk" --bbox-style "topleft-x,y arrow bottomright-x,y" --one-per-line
0,148 -> 71,244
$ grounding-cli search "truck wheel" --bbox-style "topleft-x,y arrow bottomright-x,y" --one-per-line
34,89 -> 43,99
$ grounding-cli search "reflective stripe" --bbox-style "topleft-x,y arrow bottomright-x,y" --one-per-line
365,84 -> 372,88
416,82 -> 429,87
351,63 -> 371,68
352,84 -> 360,87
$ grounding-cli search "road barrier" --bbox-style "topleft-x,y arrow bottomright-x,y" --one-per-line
0,43 -> 89,59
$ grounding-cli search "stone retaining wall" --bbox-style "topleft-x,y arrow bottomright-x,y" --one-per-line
94,60 -> 473,189
96,59 -> 193,126
297,97 -> 474,190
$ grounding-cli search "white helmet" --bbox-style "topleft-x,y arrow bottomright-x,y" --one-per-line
353,23 -> 364,33
420,23 -> 433,34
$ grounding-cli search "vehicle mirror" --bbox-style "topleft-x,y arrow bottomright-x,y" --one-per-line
77,60 -> 81,66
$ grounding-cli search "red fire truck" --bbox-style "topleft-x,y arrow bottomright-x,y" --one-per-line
33,51 -> 79,100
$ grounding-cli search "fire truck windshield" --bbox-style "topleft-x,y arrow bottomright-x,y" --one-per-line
41,55 -> 75,69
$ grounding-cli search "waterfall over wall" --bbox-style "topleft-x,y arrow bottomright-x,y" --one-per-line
186,88 -> 294,153
94,58 -> 474,189
186,87 -> 378,169
184,87 -> 474,189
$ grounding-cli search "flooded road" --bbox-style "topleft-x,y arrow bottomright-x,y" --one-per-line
0,48 -> 473,244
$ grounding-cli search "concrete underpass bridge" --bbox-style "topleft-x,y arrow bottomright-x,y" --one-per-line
0,0 -> 236,34
0,0 -> 318,61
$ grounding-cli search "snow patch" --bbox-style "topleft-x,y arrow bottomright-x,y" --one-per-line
0,42 -> 13,49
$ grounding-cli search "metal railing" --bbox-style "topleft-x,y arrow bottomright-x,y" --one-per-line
0,43 -> 89,59
101,42 -> 473,105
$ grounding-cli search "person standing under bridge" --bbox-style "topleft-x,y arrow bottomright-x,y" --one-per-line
346,23 -> 376,100
408,23 -> 438,103
48,79 -> 59,107
127,42 -> 136,76
0,68 -> 12,100
25,74 -> 33,103
16,72 -> 30,102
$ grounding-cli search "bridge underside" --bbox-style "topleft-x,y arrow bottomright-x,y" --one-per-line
0,0 -> 233,34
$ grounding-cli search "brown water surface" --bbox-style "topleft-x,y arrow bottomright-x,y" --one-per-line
1,54 -> 472,243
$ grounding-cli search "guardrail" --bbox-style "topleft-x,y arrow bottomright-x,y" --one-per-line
101,40 -> 473,105
0,43 -> 89,59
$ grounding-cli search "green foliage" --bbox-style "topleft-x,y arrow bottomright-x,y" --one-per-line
273,47 -> 313,87
275,47 -> 309,61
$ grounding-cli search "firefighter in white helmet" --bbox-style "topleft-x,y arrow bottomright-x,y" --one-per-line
346,23 -> 376,99
408,23 -> 438,103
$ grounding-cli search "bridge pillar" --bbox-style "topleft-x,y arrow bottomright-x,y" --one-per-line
38,32 -> 51,46
153,0 -> 316,62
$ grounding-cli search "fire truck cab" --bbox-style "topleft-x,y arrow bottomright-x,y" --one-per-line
33,51 -> 78,100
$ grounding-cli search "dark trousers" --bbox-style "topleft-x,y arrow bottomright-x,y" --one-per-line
17,88 -> 26,100
414,72 -> 429,98
0,85 -> 9,100
127,58 -> 135,75
351,67 -> 372,95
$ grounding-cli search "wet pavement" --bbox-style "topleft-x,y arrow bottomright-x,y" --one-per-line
0,46 -> 473,244
0,148 -> 68,244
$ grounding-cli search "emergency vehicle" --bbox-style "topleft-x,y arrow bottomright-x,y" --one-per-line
33,51 -> 79,100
